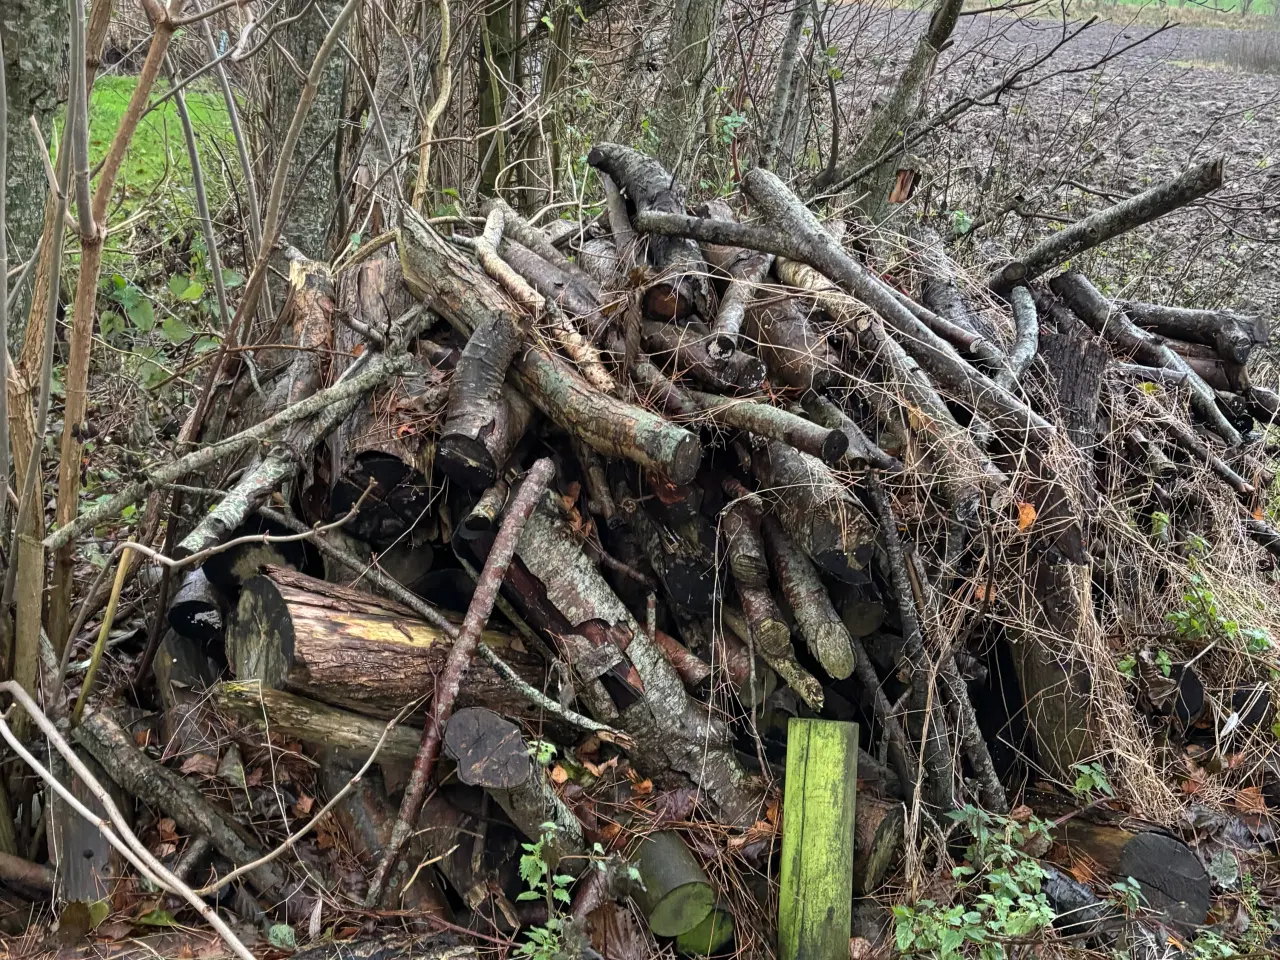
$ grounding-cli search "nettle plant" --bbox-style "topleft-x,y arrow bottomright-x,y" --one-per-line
892,807 -> 1056,960
515,822 -> 640,960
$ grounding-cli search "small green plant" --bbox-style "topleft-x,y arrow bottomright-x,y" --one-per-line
1168,567 -> 1274,658
892,807 -> 1055,959
1154,648 -> 1173,677
528,739 -> 557,765
1070,762 -> 1115,799
515,822 -> 576,959
1109,876 -> 1145,914
1116,654 -> 1137,677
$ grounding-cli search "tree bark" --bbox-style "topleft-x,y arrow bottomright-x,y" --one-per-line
226,566 -> 548,722
650,0 -> 724,175
0,0 -> 66,329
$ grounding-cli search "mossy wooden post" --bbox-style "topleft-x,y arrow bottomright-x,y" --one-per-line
778,718 -> 858,960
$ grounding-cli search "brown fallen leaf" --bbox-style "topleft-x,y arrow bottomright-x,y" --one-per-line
550,764 -> 569,785
179,753 -> 219,777
293,794 -> 315,818
1017,501 -> 1037,531
158,818 -> 178,843
1235,785 -> 1267,814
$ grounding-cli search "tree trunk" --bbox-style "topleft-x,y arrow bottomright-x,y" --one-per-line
266,0 -> 345,257
0,0 -> 66,329
651,0 -> 724,176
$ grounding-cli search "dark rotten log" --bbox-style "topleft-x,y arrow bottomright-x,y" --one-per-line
586,142 -> 710,321
1052,819 -> 1210,928
443,706 -> 585,871
167,567 -> 226,643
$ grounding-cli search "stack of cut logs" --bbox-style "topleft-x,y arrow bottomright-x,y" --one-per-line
122,143 -> 1278,953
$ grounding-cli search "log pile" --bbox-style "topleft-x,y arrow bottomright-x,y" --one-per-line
40,140 -> 1280,957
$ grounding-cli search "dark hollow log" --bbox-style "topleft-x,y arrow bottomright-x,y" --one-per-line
167,567 -> 226,643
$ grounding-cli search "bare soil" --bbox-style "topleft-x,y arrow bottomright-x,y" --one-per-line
832,6 -> 1280,324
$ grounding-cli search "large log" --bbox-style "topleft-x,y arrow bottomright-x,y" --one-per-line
226,566 -> 548,722
1051,820 -> 1210,928
743,297 -> 840,392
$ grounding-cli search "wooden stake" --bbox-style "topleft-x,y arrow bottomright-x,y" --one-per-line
778,718 -> 858,960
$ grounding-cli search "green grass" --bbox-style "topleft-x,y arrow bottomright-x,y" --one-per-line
67,74 -> 236,228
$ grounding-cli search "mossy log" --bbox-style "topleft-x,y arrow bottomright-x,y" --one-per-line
631,831 -> 715,937
763,514 -> 855,679
688,390 -> 847,463
226,566 -> 547,722
675,907 -> 735,956
778,718 -> 858,960
212,681 -> 424,761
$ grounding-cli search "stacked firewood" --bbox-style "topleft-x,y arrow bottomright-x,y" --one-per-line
79,141 -> 1277,954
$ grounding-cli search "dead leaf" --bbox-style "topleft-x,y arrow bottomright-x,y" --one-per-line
631,777 -> 653,796
133,728 -> 150,748
158,818 -> 178,842
1008,805 -> 1034,823
550,764 -> 569,785
293,795 -> 315,818
849,937 -> 875,960
246,768 -> 264,788
1017,501 -> 1037,532
1235,785 -> 1267,814
179,753 -> 219,777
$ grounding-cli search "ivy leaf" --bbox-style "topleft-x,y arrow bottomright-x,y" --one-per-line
125,298 -> 155,332
176,281 -> 204,302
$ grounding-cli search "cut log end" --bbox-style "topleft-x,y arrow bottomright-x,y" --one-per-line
438,434 -> 500,492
